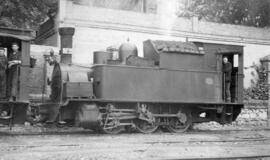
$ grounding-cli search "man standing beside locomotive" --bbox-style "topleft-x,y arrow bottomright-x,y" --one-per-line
223,57 -> 232,102
7,43 -> 21,101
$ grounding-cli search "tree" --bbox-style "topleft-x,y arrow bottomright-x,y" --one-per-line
179,0 -> 270,27
0,0 -> 58,30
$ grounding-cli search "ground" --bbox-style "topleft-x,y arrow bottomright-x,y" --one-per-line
1,127 -> 270,160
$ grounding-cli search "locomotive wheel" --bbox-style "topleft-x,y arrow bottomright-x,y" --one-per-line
135,119 -> 158,134
101,125 -> 123,134
100,118 -> 124,134
98,104 -> 124,134
100,115 -> 123,134
166,110 -> 192,133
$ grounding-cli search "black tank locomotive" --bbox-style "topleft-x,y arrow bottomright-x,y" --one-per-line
47,40 -> 244,134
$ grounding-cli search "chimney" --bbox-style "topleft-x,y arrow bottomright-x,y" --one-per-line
59,27 -> 75,64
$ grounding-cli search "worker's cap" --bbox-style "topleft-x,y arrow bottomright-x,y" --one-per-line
11,42 -> 19,46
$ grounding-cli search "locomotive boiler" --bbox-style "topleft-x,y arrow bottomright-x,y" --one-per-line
46,39 -> 244,134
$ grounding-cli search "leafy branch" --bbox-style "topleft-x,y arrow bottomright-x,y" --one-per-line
0,0 -> 58,29
179,0 -> 270,27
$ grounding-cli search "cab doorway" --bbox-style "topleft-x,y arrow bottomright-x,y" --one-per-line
0,36 -> 21,99
222,54 -> 239,103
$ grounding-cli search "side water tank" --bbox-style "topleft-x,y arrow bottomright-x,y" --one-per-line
119,42 -> 138,63
93,51 -> 112,64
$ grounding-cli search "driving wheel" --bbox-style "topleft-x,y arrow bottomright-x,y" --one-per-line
135,119 -> 158,134
166,110 -> 192,133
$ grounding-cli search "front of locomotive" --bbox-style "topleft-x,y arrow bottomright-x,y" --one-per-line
37,27 -> 99,128
49,27 -> 95,103
48,57 -> 100,127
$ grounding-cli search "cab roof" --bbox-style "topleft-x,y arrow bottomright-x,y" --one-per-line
0,26 -> 35,41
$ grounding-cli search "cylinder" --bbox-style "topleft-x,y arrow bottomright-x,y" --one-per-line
93,51 -> 112,64
76,103 -> 100,129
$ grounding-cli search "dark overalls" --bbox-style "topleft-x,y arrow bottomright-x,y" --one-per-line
223,62 -> 232,102
7,52 -> 21,100
0,55 -> 7,99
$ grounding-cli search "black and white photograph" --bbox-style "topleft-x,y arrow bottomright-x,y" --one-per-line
0,0 -> 270,159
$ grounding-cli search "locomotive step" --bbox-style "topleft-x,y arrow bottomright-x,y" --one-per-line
0,116 -> 12,120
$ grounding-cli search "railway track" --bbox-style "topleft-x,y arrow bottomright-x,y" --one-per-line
3,137 -> 269,149
145,137 -> 270,144
174,155 -> 270,160
0,123 -> 269,135
1,130 -> 270,160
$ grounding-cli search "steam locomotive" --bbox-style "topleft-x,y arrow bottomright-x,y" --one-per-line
0,27 -> 244,134
45,39 -> 244,134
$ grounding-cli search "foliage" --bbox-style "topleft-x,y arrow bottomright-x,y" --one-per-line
0,0 -> 58,30
179,0 -> 270,27
244,62 -> 268,100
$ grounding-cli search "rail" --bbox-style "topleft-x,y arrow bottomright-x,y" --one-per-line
173,155 -> 270,160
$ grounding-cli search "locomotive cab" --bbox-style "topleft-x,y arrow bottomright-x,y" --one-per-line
0,27 -> 34,126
